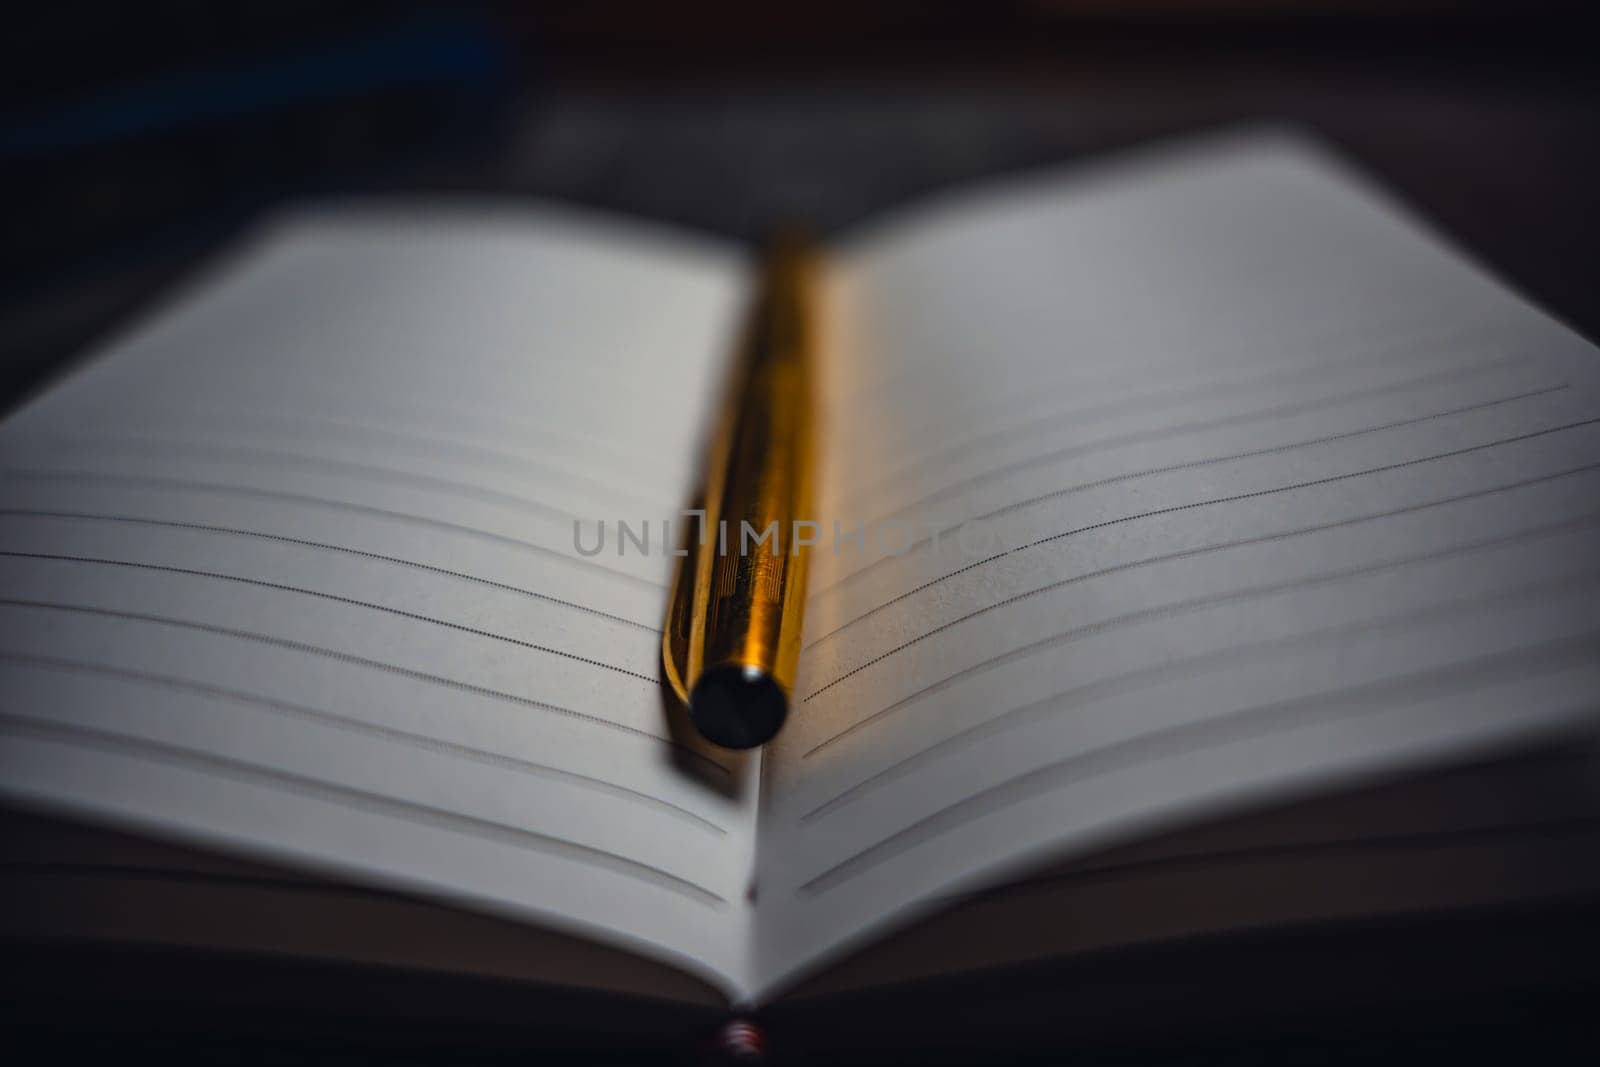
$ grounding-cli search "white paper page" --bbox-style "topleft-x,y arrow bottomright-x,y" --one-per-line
0,206 -> 761,999
779,739 -> 1600,999
753,131 -> 1600,998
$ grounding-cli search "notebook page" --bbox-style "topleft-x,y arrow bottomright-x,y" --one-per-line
0,207 -> 761,999
780,739 -> 1600,998
753,131 -> 1600,998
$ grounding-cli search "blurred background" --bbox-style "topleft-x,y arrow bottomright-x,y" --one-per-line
3,1 -> 1597,414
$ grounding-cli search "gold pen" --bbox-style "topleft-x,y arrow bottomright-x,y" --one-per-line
663,234 -> 818,749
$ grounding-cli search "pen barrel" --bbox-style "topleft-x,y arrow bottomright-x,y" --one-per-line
680,239 -> 816,747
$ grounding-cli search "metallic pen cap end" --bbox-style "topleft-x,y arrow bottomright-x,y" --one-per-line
689,664 -> 788,750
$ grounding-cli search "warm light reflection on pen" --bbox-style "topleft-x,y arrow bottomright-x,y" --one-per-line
664,234 -> 818,749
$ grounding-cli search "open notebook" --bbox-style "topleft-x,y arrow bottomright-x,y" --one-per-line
2,130 -> 1598,1022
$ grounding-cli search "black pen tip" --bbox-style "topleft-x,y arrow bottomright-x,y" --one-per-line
690,664 -> 788,750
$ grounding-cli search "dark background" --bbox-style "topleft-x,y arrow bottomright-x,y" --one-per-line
3,2 -> 1598,413
2,2 -> 1598,1062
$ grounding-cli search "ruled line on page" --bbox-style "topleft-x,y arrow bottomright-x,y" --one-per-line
802,464 -> 1600,701
810,379 -> 1569,602
798,632 -> 1600,894
0,469 -> 668,591
271,397 -> 685,478
0,599 -> 731,778
19,435 -> 675,522
124,406 -> 672,502
808,416 -> 1600,639
892,747 -> 1600,884
800,567 -> 1600,818
802,521 -> 1599,770
853,368 -> 1563,537
0,552 -> 657,683
0,651 -> 725,834
800,513 -> 1600,756
831,310 -> 1503,468
0,509 -> 660,633
836,320 -> 1524,510
968,386 -> 1571,527
0,712 -> 730,907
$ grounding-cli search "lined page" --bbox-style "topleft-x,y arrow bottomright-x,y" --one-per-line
0,207 -> 761,999
779,740 -> 1600,998
753,132 -> 1600,997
